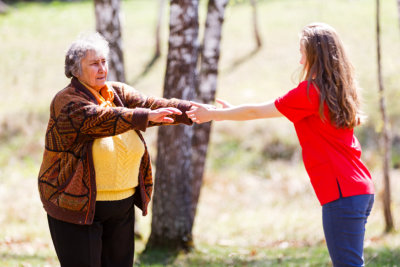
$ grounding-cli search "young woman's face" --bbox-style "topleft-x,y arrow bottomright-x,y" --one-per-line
299,42 -> 307,65
77,50 -> 108,91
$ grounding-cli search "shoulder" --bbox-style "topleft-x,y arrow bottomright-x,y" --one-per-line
297,80 -> 318,92
51,83 -> 74,108
107,81 -> 140,95
295,81 -> 320,100
107,81 -> 135,91
50,82 -> 92,115
107,81 -> 125,90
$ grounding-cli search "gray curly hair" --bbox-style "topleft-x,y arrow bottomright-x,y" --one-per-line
64,32 -> 110,78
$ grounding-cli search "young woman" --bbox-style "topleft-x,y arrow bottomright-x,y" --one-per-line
187,23 -> 374,266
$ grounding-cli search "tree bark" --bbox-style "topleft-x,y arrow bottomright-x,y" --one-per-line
0,0 -> 8,14
94,0 -> 126,82
191,0 -> 229,233
146,0 -> 199,251
376,0 -> 394,232
250,0 -> 262,48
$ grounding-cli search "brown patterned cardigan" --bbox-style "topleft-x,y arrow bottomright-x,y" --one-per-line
38,78 -> 192,225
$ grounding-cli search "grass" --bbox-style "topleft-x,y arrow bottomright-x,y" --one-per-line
1,0 -> 400,266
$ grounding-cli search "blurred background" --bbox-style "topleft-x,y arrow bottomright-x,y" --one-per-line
0,0 -> 399,266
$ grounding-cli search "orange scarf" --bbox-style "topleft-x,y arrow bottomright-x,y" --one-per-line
80,80 -> 115,107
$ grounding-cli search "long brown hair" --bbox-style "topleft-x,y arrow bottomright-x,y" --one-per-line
299,23 -> 361,128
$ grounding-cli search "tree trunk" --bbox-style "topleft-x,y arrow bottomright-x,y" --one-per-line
155,0 -> 166,58
0,0 -> 8,14
376,0 -> 394,232
146,0 -> 199,251
250,0 -> 262,48
190,0 -> 229,233
94,0 -> 126,82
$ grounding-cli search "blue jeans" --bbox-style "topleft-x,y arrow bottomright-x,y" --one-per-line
322,194 -> 374,267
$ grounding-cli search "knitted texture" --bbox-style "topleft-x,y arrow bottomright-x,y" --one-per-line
93,130 -> 145,201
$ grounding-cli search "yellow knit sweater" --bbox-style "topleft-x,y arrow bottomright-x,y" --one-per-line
80,80 -> 145,201
93,131 -> 145,201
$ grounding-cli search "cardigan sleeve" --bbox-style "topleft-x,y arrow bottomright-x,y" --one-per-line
113,82 -> 193,127
53,92 -> 150,143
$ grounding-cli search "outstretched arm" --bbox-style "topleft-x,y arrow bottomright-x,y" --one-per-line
186,99 -> 283,123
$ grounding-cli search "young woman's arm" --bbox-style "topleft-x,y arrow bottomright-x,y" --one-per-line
186,99 -> 283,123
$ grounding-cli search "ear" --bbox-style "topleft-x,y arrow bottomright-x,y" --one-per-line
71,66 -> 81,79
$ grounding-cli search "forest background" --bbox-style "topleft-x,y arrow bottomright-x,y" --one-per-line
0,0 -> 400,266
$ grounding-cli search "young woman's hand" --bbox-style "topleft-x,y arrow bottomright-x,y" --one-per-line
215,98 -> 233,109
186,99 -> 234,123
186,102 -> 214,124
148,107 -> 182,123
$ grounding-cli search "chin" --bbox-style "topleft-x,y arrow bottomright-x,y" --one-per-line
96,81 -> 106,87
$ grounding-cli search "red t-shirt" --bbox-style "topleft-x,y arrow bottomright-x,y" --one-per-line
274,81 -> 374,205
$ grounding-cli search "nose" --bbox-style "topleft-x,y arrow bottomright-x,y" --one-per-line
99,61 -> 107,73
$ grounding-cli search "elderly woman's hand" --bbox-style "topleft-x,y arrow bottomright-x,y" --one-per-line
148,107 -> 182,123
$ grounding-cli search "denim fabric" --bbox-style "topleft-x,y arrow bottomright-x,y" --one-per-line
322,194 -> 374,267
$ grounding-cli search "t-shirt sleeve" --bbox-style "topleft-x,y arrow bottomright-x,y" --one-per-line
274,81 -> 320,123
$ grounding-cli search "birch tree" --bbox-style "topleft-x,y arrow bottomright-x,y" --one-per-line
146,0 -> 199,251
147,0 -> 228,252
191,0 -> 229,233
94,0 -> 126,82
0,0 -> 8,14
376,0 -> 394,232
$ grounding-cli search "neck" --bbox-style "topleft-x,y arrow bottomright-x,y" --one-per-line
78,79 -> 102,92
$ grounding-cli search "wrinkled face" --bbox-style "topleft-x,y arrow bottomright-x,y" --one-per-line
76,50 -> 108,91
299,41 -> 307,65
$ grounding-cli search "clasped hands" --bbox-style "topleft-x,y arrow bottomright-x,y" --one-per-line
148,99 -> 231,124
186,99 -> 231,124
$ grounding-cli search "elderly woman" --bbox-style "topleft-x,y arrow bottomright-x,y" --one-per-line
38,33 -> 192,267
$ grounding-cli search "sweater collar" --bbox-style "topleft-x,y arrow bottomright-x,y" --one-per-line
71,77 -> 125,108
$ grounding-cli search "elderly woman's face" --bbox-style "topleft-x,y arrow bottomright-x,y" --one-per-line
77,50 -> 108,91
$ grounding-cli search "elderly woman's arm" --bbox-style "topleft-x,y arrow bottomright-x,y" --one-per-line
55,97 -> 177,144
63,100 -> 149,138
114,83 -> 192,127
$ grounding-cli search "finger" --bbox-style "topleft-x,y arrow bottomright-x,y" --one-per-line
162,107 -> 182,115
205,104 -> 217,109
162,117 -> 175,123
157,110 -> 174,116
190,101 -> 203,107
159,108 -> 181,116
169,107 -> 182,114
215,98 -> 228,106
186,109 -> 197,115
